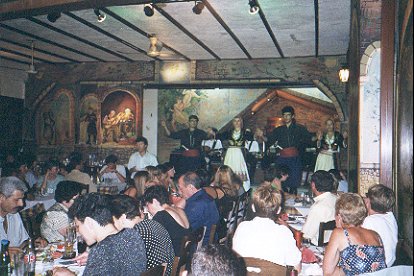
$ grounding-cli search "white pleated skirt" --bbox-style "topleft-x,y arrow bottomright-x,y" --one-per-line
314,151 -> 335,172
224,147 -> 250,191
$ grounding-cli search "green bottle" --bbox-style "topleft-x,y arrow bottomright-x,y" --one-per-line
0,239 -> 11,276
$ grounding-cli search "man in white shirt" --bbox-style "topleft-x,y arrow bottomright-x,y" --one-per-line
0,176 -> 29,250
302,170 -> 338,245
201,127 -> 223,171
128,136 -> 158,178
363,184 -> 398,267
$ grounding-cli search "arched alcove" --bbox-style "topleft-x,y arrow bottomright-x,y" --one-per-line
359,41 -> 381,194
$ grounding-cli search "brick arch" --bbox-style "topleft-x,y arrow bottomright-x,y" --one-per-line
312,80 -> 346,122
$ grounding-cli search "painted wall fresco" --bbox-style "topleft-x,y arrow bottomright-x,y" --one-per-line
36,90 -> 74,145
101,90 -> 137,145
79,95 -> 99,145
159,88 -> 265,131
359,47 -> 381,194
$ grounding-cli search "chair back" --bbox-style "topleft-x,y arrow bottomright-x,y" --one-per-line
193,226 -> 207,251
20,203 -> 46,239
243,257 -> 295,275
171,236 -> 195,276
236,189 -> 251,225
140,263 -> 167,276
318,220 -> 336,246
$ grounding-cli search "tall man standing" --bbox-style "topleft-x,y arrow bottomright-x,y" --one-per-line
267,106 -> 313,194
161,115 -> 207,175
128,136 -> 158,179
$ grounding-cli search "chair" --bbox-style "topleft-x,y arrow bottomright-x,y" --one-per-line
236,188 -> 252,226
318,220 -> 336,246
208,224 -> 217,245
243,257 -> 296,275
20,203 -> 46,239
193,226 -> 206,251
171,236 -> 195,276
140,263 -> 167,276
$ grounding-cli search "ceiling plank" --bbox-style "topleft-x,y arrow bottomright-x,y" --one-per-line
27,16 -> 134,62
202,0 -> 252,59
257,2 -> 284,58
0,47 -> 55,64
0,22 -> 106,61
0,37 -> 81,63
63,11 -> 160,61
0,55 -> 31,65
101,7 -> 191,61
314,0 -> 319,57
154,5 -> 221,60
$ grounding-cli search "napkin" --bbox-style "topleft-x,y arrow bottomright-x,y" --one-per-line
300,263 -> 323,276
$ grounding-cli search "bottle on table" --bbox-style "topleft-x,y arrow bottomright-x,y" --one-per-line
23,239 -> 36,276
0,239 -> 11,276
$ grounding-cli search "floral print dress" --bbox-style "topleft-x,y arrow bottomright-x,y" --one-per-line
339,229 -> 387,275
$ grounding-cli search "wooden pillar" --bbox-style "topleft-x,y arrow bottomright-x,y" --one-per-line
380,0 -> 396,188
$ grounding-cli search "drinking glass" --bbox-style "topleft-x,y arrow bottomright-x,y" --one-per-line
12,252 -> 26,276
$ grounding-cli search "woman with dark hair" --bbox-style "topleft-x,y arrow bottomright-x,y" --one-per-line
109,195 -> 175,276
38,160 -> 65,195
99,154 -> 127,185
143,185 -> 190,255
40,181 -> 83,242
217,116 -> 253,191
323,193 -> 386,276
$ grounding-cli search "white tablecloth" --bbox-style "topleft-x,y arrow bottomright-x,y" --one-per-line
24,195 -> 56,210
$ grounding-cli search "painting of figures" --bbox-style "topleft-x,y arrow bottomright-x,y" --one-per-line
79,95 -> 99,145
101,90 -> 138,145
37,90 -> 74,145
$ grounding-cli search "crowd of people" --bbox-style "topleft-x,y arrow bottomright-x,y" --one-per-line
0,105 -> 400,275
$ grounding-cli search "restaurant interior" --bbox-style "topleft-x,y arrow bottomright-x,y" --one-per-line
0,0 -> 412,273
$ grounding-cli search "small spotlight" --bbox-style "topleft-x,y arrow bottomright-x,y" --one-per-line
47,12 -> 61,23
94,9 -> 106,22
144,4 -> 155,17
248,0 -> 260,15
192,1 -> 205,15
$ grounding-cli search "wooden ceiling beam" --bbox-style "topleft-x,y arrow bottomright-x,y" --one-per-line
0,0 -> 146,21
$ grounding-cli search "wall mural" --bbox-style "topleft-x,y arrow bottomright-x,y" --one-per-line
37,89 -> 74,146
359,46 -> 381,194
101,90 -> 137,145
159,88 -> 264,131
79,95 -> 99,145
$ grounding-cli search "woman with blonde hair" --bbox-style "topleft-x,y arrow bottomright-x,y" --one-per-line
323,193 -> 386,276
124,170 -> 150,200
145,165 -> 162,185
217,116 -> 253,191
233,185 -> 301,271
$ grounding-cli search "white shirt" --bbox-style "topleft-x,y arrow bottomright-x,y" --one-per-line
337,180 -> 348,193
99,165 -> 127,182
201,139 -> 223,150
302,192 -> 338,245
233,217 -> 302,267
363,212 -> 398,267
127,151 -> 158,178
245,140 -> 262,153
0,213 -> 29,247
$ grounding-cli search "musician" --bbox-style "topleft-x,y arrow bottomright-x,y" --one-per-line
267,106 -> 313,195
161,115 -> 207,175
201,127 -> 223,172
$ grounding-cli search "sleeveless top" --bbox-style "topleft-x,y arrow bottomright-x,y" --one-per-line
339,229 -> 387,275
152,210 -> 190,256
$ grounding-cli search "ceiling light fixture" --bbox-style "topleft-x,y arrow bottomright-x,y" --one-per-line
47,12 -> 61,23
192,1 -> 205,15
144,4 -> 155,17
338,65 -> 350,83
248,0 -> 260,15
94,9 -> 106,22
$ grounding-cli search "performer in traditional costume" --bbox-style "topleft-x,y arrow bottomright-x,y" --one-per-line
314,118 -> 348,171
161,115 -> 207,175
267,106 -> 313,195
217,116 -> 253,191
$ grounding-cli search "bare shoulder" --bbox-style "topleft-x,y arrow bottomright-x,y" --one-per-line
165,206 -> 190,228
